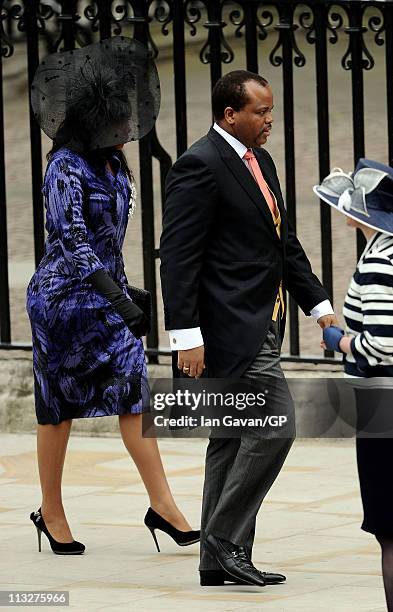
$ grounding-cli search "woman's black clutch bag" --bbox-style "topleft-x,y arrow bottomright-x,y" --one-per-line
126,285 -> 152,334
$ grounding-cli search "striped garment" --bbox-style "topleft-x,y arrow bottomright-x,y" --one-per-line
343,231 -> 393,377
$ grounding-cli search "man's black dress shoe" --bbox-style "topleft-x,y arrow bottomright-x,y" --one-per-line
200,569 -> 248,586
205,534 -> 266,587
200,566 -> 286,586
238,546 -> 286,584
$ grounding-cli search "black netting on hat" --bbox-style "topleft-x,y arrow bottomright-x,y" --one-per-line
31,36 -> 160,149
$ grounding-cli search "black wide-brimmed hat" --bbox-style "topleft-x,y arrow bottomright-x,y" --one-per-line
31,36 -> 160,149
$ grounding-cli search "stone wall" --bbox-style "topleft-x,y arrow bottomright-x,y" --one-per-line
1,352 -> 353,438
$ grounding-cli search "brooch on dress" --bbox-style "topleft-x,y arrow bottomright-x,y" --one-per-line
128,183 -> 137,218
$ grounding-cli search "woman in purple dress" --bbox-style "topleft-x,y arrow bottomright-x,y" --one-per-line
26,37 -> 199,555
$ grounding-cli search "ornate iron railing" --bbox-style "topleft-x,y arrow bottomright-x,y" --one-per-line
1,0 -> 392,363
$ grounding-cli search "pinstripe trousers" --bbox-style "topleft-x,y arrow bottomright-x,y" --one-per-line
199,319 -> 296,571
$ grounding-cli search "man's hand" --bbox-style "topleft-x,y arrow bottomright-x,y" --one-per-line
317,314 -> 340,329
178,345 -> 205,378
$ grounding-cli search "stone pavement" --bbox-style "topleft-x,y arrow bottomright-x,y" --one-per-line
0,433 -> 387,611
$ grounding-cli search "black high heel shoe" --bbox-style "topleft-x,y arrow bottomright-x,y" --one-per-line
144,507 -> 200,552
29,509 -> 85,555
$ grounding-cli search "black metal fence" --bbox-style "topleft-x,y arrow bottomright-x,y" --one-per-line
0,0 -> 392,363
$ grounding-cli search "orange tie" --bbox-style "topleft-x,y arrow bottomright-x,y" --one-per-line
244,149 -> 284,321
243,149 -> 277,215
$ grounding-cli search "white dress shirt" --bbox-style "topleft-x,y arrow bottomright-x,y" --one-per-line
168,123 -> 334,350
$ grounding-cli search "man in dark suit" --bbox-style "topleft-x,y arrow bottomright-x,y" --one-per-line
160,70 -> 337,587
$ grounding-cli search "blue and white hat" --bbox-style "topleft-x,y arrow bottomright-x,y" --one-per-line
313,158 -> 393,236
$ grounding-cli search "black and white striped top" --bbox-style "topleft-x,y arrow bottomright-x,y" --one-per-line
343,232 -> 393,377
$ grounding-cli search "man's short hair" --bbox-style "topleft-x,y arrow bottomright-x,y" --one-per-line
212,70 -> 269,121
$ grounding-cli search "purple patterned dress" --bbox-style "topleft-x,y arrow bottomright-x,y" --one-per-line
26,148 -> 149,425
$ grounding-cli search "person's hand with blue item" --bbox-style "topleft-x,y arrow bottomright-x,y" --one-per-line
322,325 -> 345,352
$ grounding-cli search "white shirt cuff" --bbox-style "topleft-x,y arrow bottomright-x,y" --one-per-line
168,327 -> 204,350
310,299 -> 334,320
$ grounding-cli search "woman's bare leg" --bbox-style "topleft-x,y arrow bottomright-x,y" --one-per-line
119,413 -> 193,531
37,420 -> 74,542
